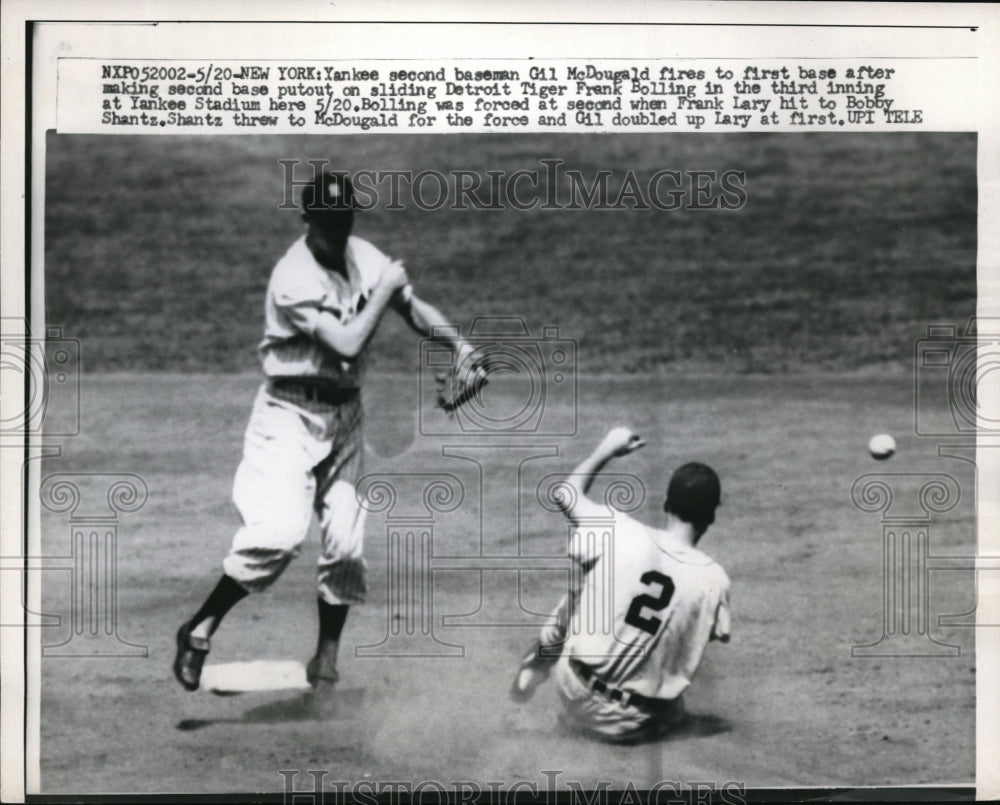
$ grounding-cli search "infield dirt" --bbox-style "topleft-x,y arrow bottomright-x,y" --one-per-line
39,373 -> 975,793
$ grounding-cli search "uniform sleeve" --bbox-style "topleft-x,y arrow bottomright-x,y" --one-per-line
273,281 -> 328,336
711,583 -> 731,643
349,237 -> 393,297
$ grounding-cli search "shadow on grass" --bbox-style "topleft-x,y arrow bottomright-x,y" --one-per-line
175,688 -> 365,731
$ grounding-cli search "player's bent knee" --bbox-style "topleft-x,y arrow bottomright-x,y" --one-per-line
223,545 -> 299,591
232,521 -> 308,554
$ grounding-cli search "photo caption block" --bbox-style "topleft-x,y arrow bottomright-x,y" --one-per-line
56,58 -> 975,134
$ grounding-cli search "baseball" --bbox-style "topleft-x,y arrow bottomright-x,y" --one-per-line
868,433 -> 896,460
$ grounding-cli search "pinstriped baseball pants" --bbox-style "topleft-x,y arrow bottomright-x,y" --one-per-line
223,383 -> 367,604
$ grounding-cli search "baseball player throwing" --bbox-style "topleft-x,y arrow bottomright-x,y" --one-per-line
510,427 -> 731,743
174,169 -> 482,694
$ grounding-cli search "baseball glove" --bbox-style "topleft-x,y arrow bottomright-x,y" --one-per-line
435,355 -> 490,414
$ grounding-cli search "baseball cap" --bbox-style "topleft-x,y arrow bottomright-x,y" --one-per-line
301,170 -> 356,215
666,462 -> 721,524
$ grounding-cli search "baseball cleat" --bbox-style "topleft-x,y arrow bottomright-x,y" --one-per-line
305,655 -> 340,689
509,645 -> 556,703
173,621 -> 210,691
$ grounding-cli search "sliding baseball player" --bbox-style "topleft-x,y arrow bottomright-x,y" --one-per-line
511,427 -> 731,743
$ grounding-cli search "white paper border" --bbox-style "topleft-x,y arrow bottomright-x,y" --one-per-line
2,2 -> 998,801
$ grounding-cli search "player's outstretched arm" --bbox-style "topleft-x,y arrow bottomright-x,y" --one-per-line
556,427 -> 645,525
394,292 -> 469,352
394,292 -> 486,388
394,291 -> 482,372
311,259 -> 410,360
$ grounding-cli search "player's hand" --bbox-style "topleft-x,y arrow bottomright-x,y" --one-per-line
453,344 -> 490,401
601,427 -> 646,457
381,259 -> 410,294
455,344 -> 489,388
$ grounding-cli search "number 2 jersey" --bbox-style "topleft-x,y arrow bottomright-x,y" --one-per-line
565,508 -> 731,701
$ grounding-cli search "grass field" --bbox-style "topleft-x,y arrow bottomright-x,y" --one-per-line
44,133 -> 975,373
37,132 -> 978,794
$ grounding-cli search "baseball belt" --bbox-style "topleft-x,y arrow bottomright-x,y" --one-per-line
268,377 -> 360,407
570,659 -> 679,715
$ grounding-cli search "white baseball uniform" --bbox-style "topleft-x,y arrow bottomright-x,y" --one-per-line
222,234 -> 394,605
538,507 -> 730,741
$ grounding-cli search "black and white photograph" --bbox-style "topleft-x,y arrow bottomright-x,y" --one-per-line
1,3 -> 998,801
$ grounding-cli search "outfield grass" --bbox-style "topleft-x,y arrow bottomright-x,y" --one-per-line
44,133 -> 975,374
